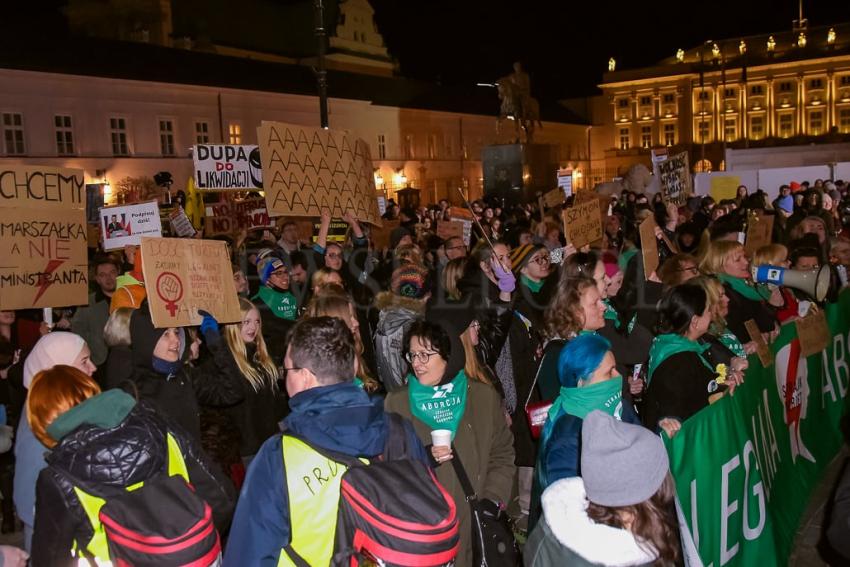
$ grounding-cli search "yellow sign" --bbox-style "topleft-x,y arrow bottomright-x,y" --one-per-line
709,176 -> 740,202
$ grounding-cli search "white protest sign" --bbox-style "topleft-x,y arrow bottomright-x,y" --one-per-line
193,144 -> 263,190
100,200 -> 162,251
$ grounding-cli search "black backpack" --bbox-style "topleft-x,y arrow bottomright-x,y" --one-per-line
96,474 -> 221,566
285,413 -> 460,567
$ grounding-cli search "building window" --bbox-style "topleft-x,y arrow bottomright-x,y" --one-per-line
640,126 -> 652,148
618,128 -> 630,150
663,123 -> 676,146
779,81 -> 793,92
159,119 -> 175,156
2,112 -> 25,155
697,91 -> 711,101
809,111 -> 824,135
696,120 -> 711,142
694,159 -> 712,173
724,118 -> 737,142
428,134 -> 437,159
663,93 -> 675,103
54,115 -> 74,156
195,121 -> 210,144
109,117 -> 129,156
750,116 -> 764,139
839,109 -> 850,134
639,95 -> 652,106
444,135 -> 454,158
228,123 -> 242,144
778,113 -> 794,138
841,76 -> 850,86
750,85 -> 764,95
724,88 -> 736,98
809,78 -> 823,89
376,134 -> 386,159
617,98 -> 629,108
403,134 -> 414,159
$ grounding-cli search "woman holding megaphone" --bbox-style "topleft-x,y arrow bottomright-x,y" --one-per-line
699,240 -> 781,345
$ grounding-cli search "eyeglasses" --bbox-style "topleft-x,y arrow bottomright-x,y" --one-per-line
530,255 -> 550,266
405,351 -> 441,364
326,252 -> 342,259
283,366 -> 302,379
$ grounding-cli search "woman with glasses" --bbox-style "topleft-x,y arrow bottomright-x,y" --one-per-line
657,253 -> 701,288
253,256 -> 298,365
385,314 -> 515,567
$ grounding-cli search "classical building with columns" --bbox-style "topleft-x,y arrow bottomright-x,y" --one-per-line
0,0 -> 589,206
578,21 -> 850,186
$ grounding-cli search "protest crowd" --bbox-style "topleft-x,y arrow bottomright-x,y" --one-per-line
1,165 -> 850,567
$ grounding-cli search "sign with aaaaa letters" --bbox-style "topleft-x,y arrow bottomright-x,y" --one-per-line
0,165 -> 88,309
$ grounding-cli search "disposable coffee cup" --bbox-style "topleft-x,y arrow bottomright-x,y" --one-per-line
431,429 -> 452,448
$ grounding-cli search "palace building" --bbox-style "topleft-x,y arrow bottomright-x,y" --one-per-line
581,21 -> 850,186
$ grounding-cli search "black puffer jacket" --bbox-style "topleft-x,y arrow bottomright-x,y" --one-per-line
31,401 -> 236,567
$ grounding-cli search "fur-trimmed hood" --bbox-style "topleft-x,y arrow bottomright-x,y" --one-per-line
374,290 -> 427,314
541,477 -> 658,566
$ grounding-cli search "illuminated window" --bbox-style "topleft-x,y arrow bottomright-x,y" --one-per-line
3,112 -> 25,155
428,134 -> 437,159
640,126 -> 652,148
778,114 -> 794,137
694,159 -> 712,173
779,82 -> 793,92
159,119 -> 175,156
749,116 -> 764,140
724,118 -> 737,142
841,76 -> 850,86
839,109 -> 850,133
697,91 -> 711,101
618,98 -> 629,108
403,134 -> 414,159
618,128 -> 630,150
54,115 -> 74,156
750,85 -> 763,95
377,134 -> 386,159
109,117 -> 129,156
195,121 -> 210,144
228,123 -> 242,144
696,120 -> 711,142
663,123 -> 676,146
809,111 -> 824,135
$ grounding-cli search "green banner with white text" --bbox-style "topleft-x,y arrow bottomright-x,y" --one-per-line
665,290 -> 850,566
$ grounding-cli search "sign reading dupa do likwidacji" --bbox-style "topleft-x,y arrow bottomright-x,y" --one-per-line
193,144 -> 263,190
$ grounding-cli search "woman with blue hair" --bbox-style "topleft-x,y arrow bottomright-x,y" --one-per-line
529,333 -> 640,530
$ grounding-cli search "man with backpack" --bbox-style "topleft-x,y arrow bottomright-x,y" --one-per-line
225,317 -> 458,566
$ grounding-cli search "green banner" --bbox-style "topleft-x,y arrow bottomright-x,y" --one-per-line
665,290 -> 850,566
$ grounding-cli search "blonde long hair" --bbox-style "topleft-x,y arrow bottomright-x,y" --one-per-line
223,298 -> 279,392
699,240 -> 746,276
461,328 -> 491,385
303,287 -> 379,393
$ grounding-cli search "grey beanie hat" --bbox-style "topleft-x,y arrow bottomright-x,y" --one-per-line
581,410 -> 669,507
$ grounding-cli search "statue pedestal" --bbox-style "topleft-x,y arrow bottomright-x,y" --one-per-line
481,143 -> 559,204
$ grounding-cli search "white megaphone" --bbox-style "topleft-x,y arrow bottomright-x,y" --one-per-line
751,264 -> 831,302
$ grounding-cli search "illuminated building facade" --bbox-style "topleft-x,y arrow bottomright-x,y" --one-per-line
584,22 -> 850,185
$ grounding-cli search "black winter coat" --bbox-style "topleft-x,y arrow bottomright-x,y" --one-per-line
31,402 -> 236,567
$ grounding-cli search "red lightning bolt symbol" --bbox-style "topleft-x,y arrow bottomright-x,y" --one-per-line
33,259 -> 65,304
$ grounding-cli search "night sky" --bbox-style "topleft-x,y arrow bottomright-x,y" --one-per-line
370,0 -> 850,101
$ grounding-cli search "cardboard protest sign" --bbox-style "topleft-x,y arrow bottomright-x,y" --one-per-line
447,207 -> 474,246
204,198 -> 274,236
658,151 -> 692,206
140,237 -> 241,328
100,200 -> 162,250
744,213 -> 775,257
744,319 -> 772,367
436,220 -> 465,242
795,309 -> 830,357
542,188 -> 565,209
0,166 -> 89,309
169,208 -> 197,238
257,122 -> 382,225
193,144 -> 263,190
371,219 -> 400,250
562,198 -> 602,249
639,216 -> 659,280
293,219 -> 316,244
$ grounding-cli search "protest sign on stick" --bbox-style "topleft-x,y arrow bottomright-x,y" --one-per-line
795,309 -> 830,357
658,151 -> 692,206
141,237 -> 241,328
542,188 -> 565,209
745,319 -> 773,367
257,122 -> 382,225
100,200 -> 162,250
193,144 -> 263,190
204,198 -> 273,237
436,220 -> 465,242
562,198 -> 602,249
371,219 -> 400,250
639,217 -> 659,280
0,166 -> 89,309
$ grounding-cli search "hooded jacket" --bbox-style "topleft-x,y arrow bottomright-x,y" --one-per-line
125,307 -> 243,440
31,397 -> 236,567
224,382 -> 427,566
525,478 -> 658,567
373,291 -> 427,392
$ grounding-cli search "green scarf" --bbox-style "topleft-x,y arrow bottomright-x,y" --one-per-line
718,328 -> 746,358
521,274 -> 544,293
603,298 -> 620,325
408,370 -> 468,439
254,286 -> 298,321
717,273 -> 770,302
647,333 -> 714,384
47,390 -> 136,441
548,376 -> 624,423
353,377 -> 364,389
619,248 -> 638,272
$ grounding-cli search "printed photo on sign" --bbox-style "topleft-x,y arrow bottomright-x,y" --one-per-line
100,201 -> 163,251
193,144 -> 263,190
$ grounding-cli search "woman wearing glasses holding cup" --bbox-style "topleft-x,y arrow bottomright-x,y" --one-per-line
385,309 -> 515,566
